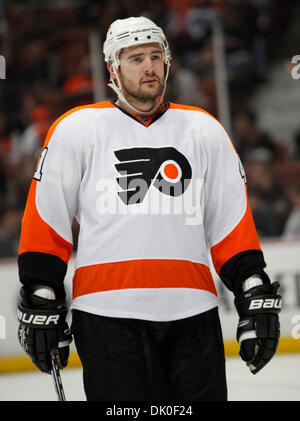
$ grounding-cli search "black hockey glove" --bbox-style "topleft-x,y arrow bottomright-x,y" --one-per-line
17,286 -> 72,373
234,281 -> 281,374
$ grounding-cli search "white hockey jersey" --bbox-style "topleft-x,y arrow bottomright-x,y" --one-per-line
19,101 -> 261,321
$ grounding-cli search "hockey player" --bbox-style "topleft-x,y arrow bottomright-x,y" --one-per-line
17,17 -> 281,401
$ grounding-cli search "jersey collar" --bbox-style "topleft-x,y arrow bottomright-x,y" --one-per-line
112,100 -> 169,127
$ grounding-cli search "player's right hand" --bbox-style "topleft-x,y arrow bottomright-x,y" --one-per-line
17,286 -> 72,373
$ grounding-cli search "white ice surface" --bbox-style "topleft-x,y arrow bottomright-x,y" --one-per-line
0,354 -> 299,401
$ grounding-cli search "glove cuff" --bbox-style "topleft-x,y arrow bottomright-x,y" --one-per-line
242,275 -> 263,292
235,281 -> 282,317
18,286 -> 68,329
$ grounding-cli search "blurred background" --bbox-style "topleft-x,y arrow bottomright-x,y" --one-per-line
0,0 -> 300,400
0,0 -> 300,255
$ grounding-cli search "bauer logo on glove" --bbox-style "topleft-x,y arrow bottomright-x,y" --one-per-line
17,309 -> 60,326
234,280 -> 282,375
248,297 -> 281,310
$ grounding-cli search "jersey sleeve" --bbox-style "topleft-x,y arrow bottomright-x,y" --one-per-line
202,117 -> 266,293
18,111 -> 86,297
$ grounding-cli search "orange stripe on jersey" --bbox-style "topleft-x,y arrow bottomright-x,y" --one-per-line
169,102 -> 213,115
72,259 -> 217,299
210,187 -> 261,275
18,101 -> 115,262
18,181 -> 73,263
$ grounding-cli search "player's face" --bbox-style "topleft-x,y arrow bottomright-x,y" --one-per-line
117,43 -> 165,103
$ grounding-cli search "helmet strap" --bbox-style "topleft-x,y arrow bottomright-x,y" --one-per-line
108,60 -> 171,116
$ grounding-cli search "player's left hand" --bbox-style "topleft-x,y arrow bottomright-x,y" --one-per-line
234,281 -> 282,374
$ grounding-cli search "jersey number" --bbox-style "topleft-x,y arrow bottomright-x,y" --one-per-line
33,147 -> 48,181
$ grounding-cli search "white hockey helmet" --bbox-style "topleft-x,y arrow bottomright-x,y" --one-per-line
103,16 -> 172,114
103,16 -> 172,67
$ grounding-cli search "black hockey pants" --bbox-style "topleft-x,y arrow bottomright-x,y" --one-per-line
71,306 -> 227,401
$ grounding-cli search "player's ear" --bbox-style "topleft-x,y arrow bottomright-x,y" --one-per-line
107,62 -> 121,88
107,62 -> 117,80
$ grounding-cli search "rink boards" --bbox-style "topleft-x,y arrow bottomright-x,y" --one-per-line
0,239 -> 299,373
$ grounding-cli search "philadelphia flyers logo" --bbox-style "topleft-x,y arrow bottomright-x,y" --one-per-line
114,147 -> 192,205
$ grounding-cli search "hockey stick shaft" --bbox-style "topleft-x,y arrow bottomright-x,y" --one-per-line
50,349 -> 66,401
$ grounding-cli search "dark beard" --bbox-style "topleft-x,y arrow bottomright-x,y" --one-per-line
123,79 -> 164,103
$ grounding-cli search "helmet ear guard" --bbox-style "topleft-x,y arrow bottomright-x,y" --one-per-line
103,16 -> 172,114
